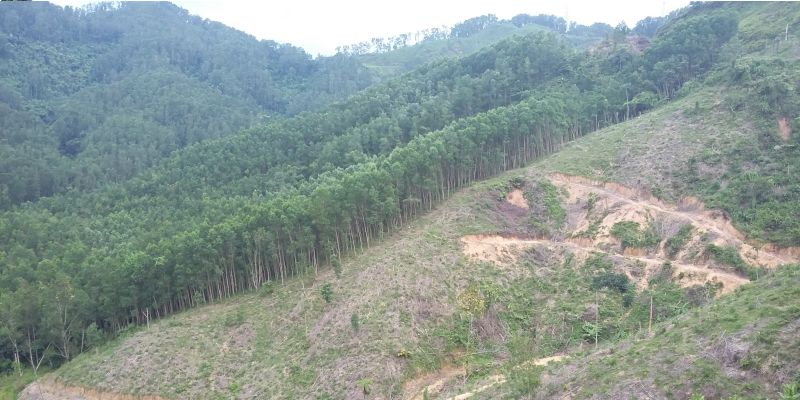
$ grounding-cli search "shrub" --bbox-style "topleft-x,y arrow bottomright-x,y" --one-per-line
666,224 -> 693,258
331,254 -> 342,278
258,281 -> 276,297
350,313 -> 360,332
611,220 -> 660,250
704,244 -> 760,279
586,192 -> 598,212
592,272 -> 630,293
507,365 -> 542,395
457,283 -> 486,317
320,283 -> 333,304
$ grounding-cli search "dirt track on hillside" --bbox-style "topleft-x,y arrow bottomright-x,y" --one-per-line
20,378 -> 166,400
462,174 -> 799,295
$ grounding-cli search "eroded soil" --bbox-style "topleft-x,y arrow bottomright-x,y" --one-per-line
462,174 -> 799,295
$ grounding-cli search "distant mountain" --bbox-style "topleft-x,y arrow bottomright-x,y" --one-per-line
351,14 -> 614,80
0,1 -> 372,206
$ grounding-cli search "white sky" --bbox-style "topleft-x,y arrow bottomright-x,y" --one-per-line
50,0 -> 690,56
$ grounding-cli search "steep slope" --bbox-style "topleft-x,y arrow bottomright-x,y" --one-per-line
7,2 -> 800,398
0,1 -> 372,206
20,83 -> 800,399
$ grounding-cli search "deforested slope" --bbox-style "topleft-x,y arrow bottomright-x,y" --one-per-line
22,78 -> 800,398
7,2 -> 800,399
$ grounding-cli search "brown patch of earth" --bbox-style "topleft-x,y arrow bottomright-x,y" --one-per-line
404,365 -> 465,400
21,378 -> 167,400
778,117 -> 791,141
461,174 -> 799,295
505,188 -> 529,209
404,355 -> 568,400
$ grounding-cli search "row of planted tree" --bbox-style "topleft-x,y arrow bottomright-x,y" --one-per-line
0,3 -> 744,373
127,86 -> 595,329
0,85 -> 599,374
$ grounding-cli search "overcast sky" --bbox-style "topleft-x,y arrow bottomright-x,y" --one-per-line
50,0 -> 690,56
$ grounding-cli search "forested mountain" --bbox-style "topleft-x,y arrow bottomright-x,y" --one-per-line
2,1 -> 800,399
0,1 -> 372,207
352,14 -> 614,80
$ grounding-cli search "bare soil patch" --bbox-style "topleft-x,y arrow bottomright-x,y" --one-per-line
505,188 -> 529,209
778,117 -> 791,141
21,378 -> 167,400
461,174 -> 798,295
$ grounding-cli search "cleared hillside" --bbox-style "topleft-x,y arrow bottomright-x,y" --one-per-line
19,83 -> 799,399
8,2 -> 800,399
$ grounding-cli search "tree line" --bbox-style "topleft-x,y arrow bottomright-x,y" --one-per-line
0,3 -> 743,374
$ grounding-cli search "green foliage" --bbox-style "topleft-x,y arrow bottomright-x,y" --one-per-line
224,309 -> 246,328
0,2 -> 373,207
320,284 -> 333,304
258,282 -> 276,298
666,224 -> 693,258
610,221 -> 660,250
581,322 -> 601,343
350,313 -> 360,332
356,377 -> 373,395
586,192 -> 599,212
0,1 -> 786,375
704,245 -> 759,279
506,365 -> 542,395
527,179 -> 566,234
457,283 -> 486,317
0,369 -> 41,400
591,272 -> 630,293
583,254 -> 614,271
780,383 -> 800,400
331,255 -> 343,279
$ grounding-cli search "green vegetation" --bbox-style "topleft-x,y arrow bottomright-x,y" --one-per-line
0,370 -> 40,400
526,179 -> 566,234
0,2 -> 372,207
526,264 -> 800,399
705,244 -> 760,279
591,272 -> 631,293
610,220 -> 660,250
666,224 -> 694,258
2,18 -> 651,372
320,283 -> 333,304
2,1 -> 799,399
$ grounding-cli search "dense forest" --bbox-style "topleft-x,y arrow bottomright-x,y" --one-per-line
1,0 -> 797,385
0,1 -> 372,208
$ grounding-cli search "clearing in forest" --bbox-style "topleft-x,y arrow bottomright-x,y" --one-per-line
462,174 -> 799,294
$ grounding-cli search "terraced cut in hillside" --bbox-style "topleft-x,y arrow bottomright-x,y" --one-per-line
462,173 -> 799,295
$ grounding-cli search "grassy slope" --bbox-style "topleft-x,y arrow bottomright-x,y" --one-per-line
473,264 -> 800,400
39,84 -> 779,400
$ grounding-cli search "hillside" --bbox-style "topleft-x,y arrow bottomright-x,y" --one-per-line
353,15 -> 611,80
0,1 -> 375,207
5,1 -> 800,399
20,86 -> 800,399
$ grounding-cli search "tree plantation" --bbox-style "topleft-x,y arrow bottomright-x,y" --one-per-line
1,2 -> 800,398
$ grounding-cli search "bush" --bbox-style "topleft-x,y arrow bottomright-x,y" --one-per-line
331,254 -> 342,278
506,365 -> 542,395
320,283 -> 333,304
666,224 -> 693,258
592,272 -> 630,293
611,220 -> 660,250
350,313 -> 360,332
704,244 -> 760,279
258,281 -> 276,297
